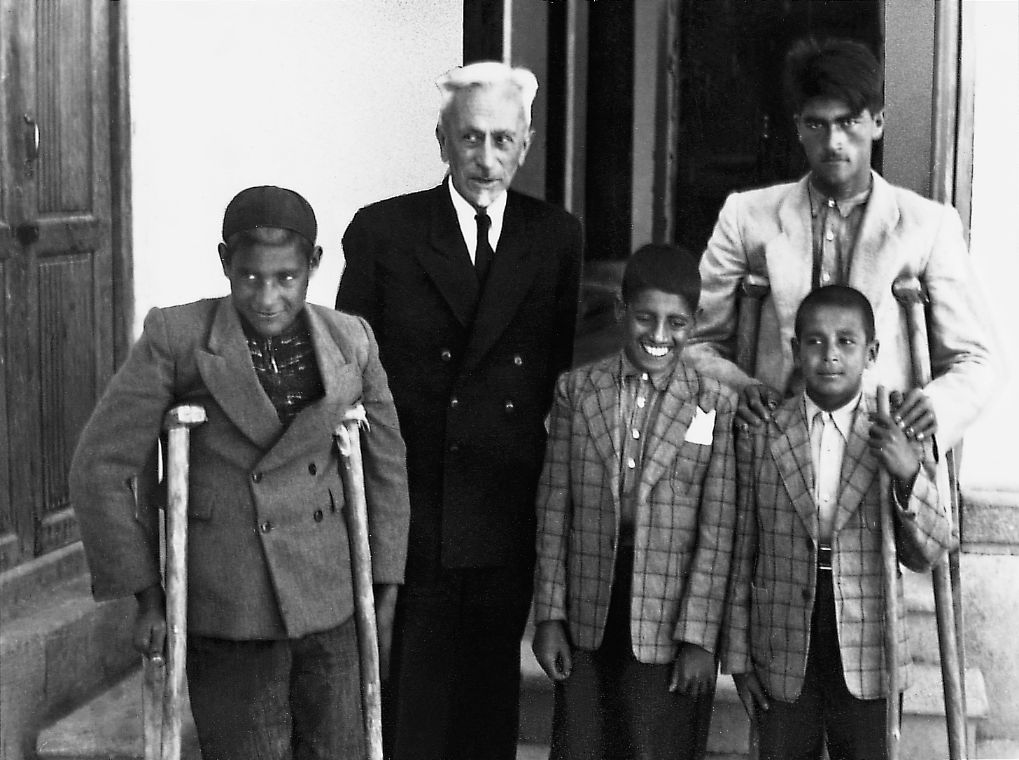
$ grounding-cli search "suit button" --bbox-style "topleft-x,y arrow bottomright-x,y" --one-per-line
802,587 -> 811,602
450,397 -> 459,408
504,400 -> 515,413
513,354 -> 523,366
308,463 -> 317,475
251,472 -> 263,483
259,521 -> 272,533
449,443 -> 460,453
440,349 -> 452,362
313,509 -> 324,522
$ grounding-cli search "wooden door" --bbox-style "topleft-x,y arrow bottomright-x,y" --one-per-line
0,0 -> 115,570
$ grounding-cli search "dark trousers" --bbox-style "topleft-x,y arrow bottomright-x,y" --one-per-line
185,617 -> 365,760
384,563 -> 534,760
550,547 -> 714,760
757,571 -> 890,760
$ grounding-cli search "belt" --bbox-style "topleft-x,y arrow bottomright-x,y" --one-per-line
817,544 -> 833,572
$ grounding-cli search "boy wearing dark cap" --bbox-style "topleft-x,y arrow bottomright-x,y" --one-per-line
70,186 -> 410,759
532,245 -> 738,759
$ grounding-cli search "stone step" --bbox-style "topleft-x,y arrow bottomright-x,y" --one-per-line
1,544 -> 136,760
519,634 -> 987,760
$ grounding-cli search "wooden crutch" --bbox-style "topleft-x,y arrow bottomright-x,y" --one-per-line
876,386 -> 902,760
143,404 -> 206,760
334,406 -> 384,760
892,275 -> 968,760
734,272 -> 769,760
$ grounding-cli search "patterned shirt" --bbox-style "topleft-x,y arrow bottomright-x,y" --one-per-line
617,355 -> 674,547
807,179 -> 872,288
243,311 -> 325,428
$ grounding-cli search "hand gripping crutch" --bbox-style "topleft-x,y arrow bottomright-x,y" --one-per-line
892,275 -> 968,760
734,273 -> 770,760
143,404 -> 206,760
334,405 -> 384,760
876,386 -> 903,760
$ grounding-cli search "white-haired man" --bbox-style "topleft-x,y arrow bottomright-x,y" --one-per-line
336,61 -> 582,759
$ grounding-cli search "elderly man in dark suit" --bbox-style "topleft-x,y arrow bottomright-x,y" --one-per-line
71,186 -> 410,760
336,61 -> 583,760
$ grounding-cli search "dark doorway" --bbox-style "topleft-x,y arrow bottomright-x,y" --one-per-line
674,0 -> 882,255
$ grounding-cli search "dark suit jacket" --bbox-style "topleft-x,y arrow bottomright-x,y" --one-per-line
70,299 -> 410,639
337,182 -> 582,579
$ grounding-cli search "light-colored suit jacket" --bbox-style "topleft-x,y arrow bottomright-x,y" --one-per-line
70,298 -> 410,640
691,172 -> 998,450
720,394 -> 956,701
533,356 -> 738,664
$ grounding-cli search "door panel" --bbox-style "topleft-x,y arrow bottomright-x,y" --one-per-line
0,0 -> 113,569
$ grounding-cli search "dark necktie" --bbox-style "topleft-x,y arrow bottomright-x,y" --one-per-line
474,210 -> 494,284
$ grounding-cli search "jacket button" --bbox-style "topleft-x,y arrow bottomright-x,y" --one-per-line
449,443 -> 460,454
259,521 -> 272,533
801,587 -> 811,602
450,397 -> 459,408
440,349 -> 452,362
513,354 -> 523,366
504,400 -> 515,413
308,462 -> 317,475
251,472 -> 262,483
313,509 -> 324,522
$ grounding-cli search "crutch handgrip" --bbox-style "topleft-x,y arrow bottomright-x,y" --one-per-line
335,406 -> 384,760
735,273 -> 770,375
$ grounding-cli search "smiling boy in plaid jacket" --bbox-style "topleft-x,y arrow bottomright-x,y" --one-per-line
532,244 -> 738,759
721,285 -> 956,760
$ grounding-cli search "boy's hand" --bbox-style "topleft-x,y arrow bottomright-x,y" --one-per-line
669,643 -> 715,699
732,672 -> 770,716
890,388 -> 937,442
133,584 -> 166,658
869,399 -> 923,484
532,620 -> 572,682
375,584 -> 399,681
737,383 -> 781,427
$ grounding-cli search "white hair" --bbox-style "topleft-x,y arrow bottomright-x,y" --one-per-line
435,61 -> 538,130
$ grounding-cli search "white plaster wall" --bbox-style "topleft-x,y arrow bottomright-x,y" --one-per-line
127,0 -> 462,329
957,0 -> 1019,491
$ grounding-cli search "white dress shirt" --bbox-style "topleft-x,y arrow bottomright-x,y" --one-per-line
804,392 -> 862,543
448,178 -> 507,263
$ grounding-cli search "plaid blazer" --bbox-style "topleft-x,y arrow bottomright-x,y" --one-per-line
720,394 -> 956,701
533,356 -> 738,664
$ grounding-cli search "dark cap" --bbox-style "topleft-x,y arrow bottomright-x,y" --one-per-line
222,185 -> 317,244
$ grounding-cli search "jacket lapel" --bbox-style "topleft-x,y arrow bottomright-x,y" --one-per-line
769,399 -> 819,540
195,299 -> 283,449
580,360 -> 622,506
764,178 -> 814,349
257,306 -> 359,471
462,191 -> 542,370
848,173 -> 903,313
415,183 -> 479,327
638,363 -> 698,494
833,395 -> 879,535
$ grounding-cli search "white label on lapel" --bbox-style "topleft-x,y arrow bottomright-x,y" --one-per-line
684,406 -> 715,445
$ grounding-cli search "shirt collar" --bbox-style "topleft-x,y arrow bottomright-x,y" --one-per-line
803,391 -> 861,441
807,173 -> 873,218
448,177 -> 508,247
619,352 -> 676,392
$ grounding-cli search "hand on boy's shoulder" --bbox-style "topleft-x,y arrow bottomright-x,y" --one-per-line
737,382 -> 782,428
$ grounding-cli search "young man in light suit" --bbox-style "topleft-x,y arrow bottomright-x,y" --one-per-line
690,37 -> 997,453
722,286 -> 956,760
70,186 -> 410,760
532,245 -> 737,760
337,62 -> 582,759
